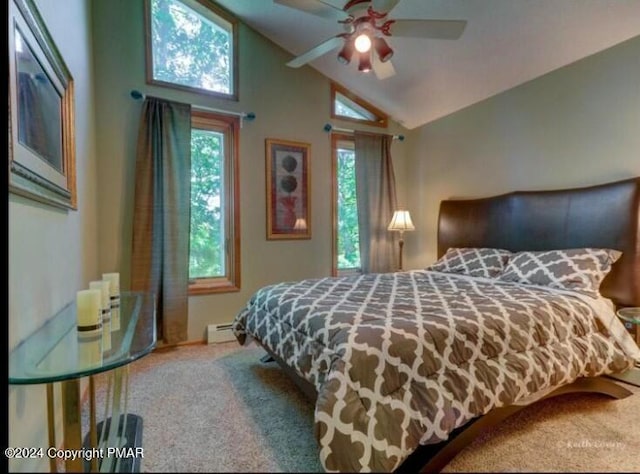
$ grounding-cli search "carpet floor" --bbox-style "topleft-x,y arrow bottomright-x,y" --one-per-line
88,341 -> 640,472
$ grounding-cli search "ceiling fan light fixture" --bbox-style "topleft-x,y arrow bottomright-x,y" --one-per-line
354,33 -> 372,53
373,37 -> 393,62
358,52 -> 372,72
337,39 -> 355,64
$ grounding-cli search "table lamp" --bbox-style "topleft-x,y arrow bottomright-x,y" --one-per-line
294,218 -> 307,231
388,210 -> 415,271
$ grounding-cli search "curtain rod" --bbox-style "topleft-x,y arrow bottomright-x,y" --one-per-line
323,123 -> 405,141
130,90 -> 256,125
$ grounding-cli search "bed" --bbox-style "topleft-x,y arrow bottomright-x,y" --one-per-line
232,176 -> 640,473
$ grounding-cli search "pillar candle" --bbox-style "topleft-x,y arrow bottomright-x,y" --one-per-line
102,272 -> 121,332
102,273 -> 120,296
90,280 -> 110,312
91,280 -> 112,336
76,289 -> 102,331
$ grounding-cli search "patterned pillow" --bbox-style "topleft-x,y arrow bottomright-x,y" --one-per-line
498,248 -> 622,297
427,247 -> 512,279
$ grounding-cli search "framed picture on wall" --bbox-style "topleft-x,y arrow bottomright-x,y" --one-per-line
265,138 -> 311,240
8,0 -> 77,210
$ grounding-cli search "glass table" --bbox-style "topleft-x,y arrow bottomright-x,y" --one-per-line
617,307 -> 640,328
606,307 -> 640,387
9,291 -> 156,472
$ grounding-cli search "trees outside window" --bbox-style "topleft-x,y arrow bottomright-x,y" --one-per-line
189,112 -> 240,294
332,134 -> 361,275
146,0 -> 237,99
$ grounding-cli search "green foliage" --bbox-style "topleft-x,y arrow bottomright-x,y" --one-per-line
189,129 -> 225,279
151,0 -> 231,94
337,149 -> 361,269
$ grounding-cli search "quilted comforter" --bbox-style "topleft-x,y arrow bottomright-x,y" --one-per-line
232,270 -> 640,472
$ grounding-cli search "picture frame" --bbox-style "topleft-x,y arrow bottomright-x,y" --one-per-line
265,138 -> 311,240
8,0 -> 77,210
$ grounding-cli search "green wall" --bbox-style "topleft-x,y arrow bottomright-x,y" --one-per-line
404,35 -> 640,270
90,0 -> 409,341
9,0 -> 99,471
9,1 -> 639,470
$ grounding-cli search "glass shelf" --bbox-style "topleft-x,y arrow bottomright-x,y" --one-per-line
9,291 -> 156,385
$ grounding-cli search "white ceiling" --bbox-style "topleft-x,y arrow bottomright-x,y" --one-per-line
215,0 -> 640,130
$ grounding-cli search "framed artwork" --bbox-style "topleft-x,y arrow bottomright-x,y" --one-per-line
265,138 -> 311,240
8,0 -> 77,209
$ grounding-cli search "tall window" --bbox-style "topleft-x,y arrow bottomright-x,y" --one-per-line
332,134 -> 361,275
189,112 -> 240,294
146,0 -> 238,100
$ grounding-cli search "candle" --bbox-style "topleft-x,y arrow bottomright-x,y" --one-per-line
76,289 -> 102,331
102,272 -> 121,332
90,280 -> 112,334
90,280 -> 110,312
102,273 -> 120,296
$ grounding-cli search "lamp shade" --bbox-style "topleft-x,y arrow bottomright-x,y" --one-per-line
337,39 -> 355,65
294,218 -> 307,231
373,37 -> 394,63
388,210 -> 415,232
358,52 -> 372,72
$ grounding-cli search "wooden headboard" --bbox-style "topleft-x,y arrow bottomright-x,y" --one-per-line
437,177 -> 640,308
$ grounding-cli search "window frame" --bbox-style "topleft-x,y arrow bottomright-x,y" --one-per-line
331,132 -> 362,277
188,110 -> 241,295
331,82 -> 388,128
144,0 -> 239,101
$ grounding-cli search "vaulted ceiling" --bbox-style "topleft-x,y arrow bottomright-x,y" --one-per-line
214,0 -> 640,130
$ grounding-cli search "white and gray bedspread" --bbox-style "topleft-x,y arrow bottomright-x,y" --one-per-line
232,270 -> 640,472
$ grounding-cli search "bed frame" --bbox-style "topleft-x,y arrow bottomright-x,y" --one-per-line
261,176 -> 640,473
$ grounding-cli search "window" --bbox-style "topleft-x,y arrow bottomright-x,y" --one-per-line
189,111 -> 240,294
331,82 -> 387,128
332,133 -> 361,275
146,0 -> 238,100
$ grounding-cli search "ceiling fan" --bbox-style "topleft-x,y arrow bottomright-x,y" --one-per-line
275,0 -> 467,79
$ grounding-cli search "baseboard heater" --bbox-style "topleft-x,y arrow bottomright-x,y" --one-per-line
207,323 -> 236,344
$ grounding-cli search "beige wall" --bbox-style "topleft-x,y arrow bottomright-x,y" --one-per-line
8,0 -> 98,471
91,0 -> 408,341
404,35 -> 640,271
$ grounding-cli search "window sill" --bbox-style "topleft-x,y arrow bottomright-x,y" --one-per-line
337,268 -> 362,277
189,280 -> 240,296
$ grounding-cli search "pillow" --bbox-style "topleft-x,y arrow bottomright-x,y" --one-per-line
498,248 -> 622,297
427,247 -> 512,279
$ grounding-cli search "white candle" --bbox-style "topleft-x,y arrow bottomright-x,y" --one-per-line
102,272 -> 121,332
76,289 -> 102,330
102,272 -> 120,296
89,280 -> 110,311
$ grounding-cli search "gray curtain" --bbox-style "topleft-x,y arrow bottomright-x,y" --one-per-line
354,131 -> 398,273
131,97 -> 191,344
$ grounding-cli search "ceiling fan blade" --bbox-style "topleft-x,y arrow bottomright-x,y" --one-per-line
372,0 -> 400,14
388,19 -> 467,40
274,0 -> 350,21
373,55 -> 395,80
286,35 -> 345,68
